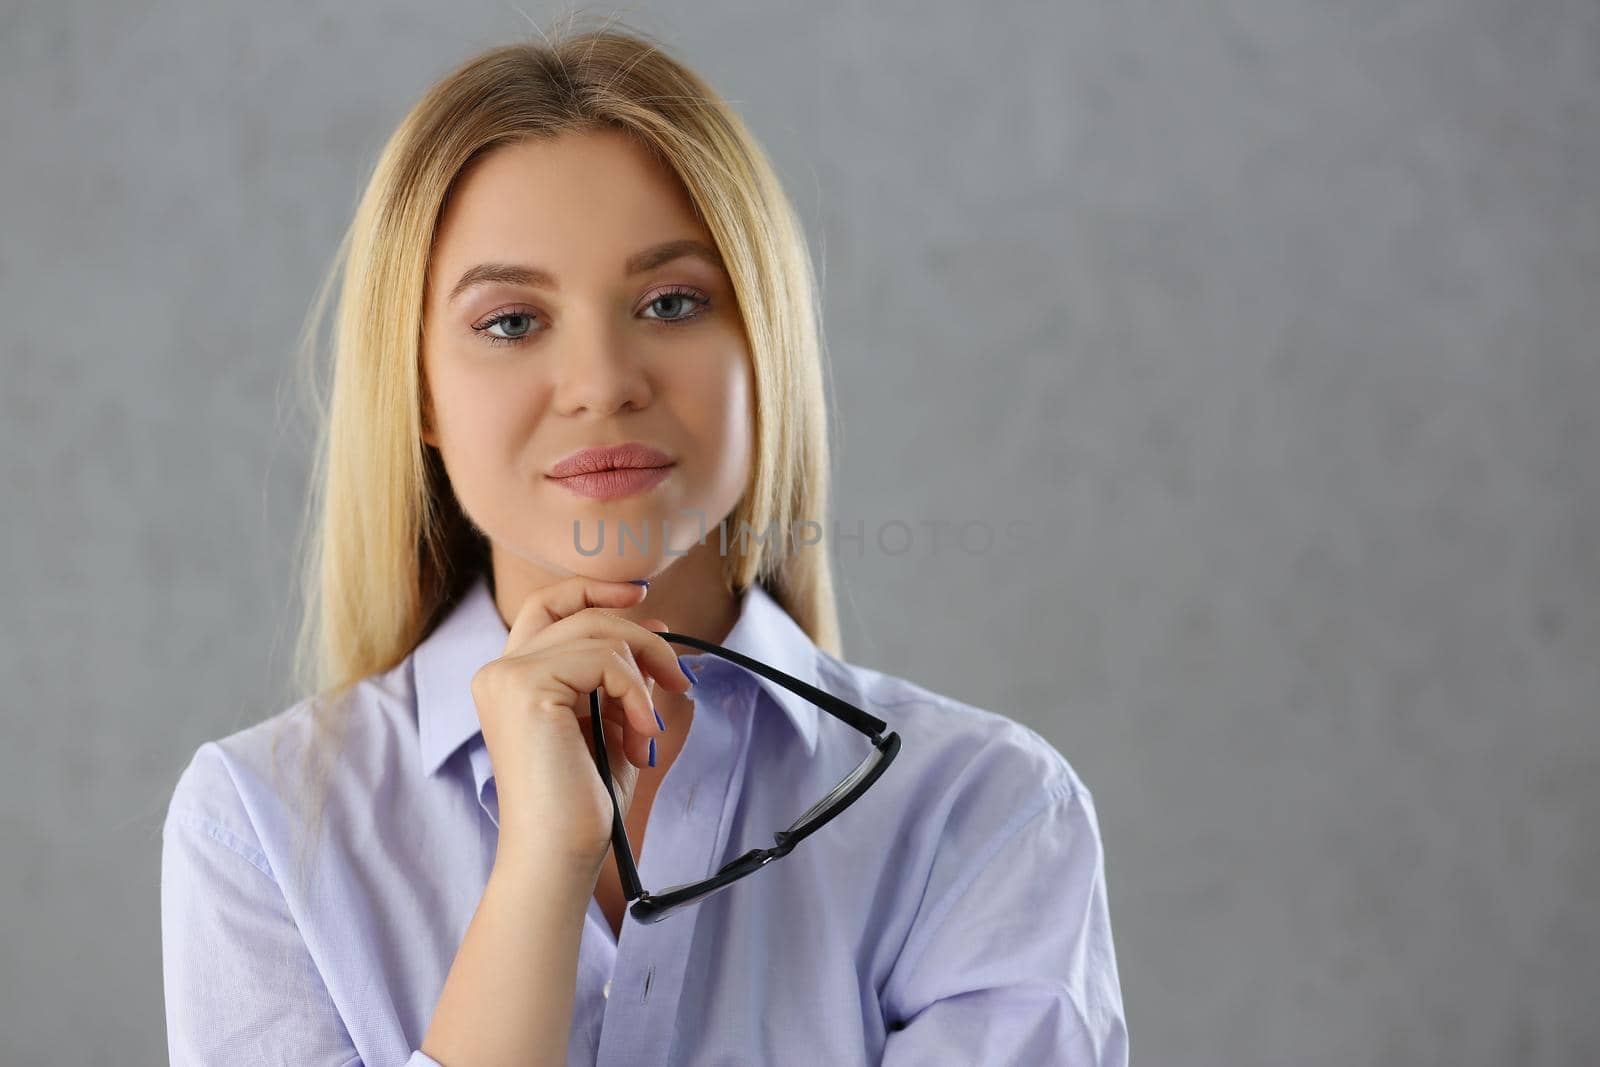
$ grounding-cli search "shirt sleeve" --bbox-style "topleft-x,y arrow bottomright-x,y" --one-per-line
879,781 -> 1129,1066
161,745 -> 445,1067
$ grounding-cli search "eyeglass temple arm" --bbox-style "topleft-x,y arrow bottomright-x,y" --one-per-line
655,632 -> 890,740
587,689 -> 644,900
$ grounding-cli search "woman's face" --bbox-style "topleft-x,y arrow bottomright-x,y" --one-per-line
421,129 -> 754,582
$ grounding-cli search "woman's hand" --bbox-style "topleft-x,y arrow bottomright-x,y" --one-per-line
468,575 -> 693,881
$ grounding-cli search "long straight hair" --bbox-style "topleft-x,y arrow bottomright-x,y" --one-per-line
273,19 -> 841,895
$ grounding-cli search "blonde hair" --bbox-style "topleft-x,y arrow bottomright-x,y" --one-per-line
272,18 -> 841,896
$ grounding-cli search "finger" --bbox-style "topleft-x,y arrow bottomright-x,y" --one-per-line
573,715 -> 641,833
602,707 -> 652,774
580,697 -> 651,774
635,678 -> 656,768
519,650 -> 655,775
594,677 -> 654,771
573,695 -> 650,788
537,638 -> 661,741
636,618 -> 691,690
594,639 -> 662,745
505,576 -> 649,654
600,718 -> 642,810
524,612 -> 693,695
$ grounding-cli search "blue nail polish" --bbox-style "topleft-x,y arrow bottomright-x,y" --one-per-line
648,737 -> 657,768
654,706 -> 666,732
678,656 -> 699,686
628,578 -> 650,588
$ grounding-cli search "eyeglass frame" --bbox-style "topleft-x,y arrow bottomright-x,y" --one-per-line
586,630 -> 902,926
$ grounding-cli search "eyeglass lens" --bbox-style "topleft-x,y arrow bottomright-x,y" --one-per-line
636,748 -> 885,918
786,745 -> 885,834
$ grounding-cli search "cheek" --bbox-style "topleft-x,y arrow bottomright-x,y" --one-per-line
697,352 -> 756,487
681,348 -> 752,444
430,364 -> 534,471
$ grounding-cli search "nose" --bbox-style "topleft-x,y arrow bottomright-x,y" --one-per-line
549,311 -> 652,416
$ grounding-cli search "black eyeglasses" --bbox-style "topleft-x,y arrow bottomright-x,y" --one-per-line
586,630 -> 902,925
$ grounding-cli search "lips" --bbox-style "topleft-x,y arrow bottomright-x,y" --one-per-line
550,465 -> 674,501
547,441 -> 675,479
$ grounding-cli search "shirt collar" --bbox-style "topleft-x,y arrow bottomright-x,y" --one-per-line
415,572 -> 822,778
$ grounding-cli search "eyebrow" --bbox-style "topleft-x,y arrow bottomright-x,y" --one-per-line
445,238 -> 726,305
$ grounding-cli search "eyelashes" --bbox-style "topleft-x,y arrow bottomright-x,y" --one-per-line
471,286 -> 713,347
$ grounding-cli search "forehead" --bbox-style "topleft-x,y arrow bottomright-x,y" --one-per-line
429,130 -> 709,280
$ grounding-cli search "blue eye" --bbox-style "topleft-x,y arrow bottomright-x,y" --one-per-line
473,311 -> 538,346
641,286 -> 712,326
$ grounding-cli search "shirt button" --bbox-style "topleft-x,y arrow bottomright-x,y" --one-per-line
602,979 -> 612,1000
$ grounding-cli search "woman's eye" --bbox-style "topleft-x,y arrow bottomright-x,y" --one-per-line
641,287 -> 711,326
473,311 -> 538,346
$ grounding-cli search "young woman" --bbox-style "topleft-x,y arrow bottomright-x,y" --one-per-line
160,23 -> 1128,1067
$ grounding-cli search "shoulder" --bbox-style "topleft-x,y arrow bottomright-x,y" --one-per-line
163,658 -> 418,854
817,647 -> 1091,812
812,651 -> 1115,974
811,649 -> 1102,906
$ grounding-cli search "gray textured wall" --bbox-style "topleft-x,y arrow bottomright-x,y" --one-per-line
3,2 -> 1596,1064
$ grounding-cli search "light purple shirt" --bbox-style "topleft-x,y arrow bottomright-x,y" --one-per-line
161,573 -> 1128,1065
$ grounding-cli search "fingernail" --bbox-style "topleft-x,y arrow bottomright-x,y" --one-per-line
653,706 -> 666,732
647,737 -> 657,768
678,656 -> 699,686
628,579 -> 650,588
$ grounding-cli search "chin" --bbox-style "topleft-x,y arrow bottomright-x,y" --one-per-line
511,532 -> 665,578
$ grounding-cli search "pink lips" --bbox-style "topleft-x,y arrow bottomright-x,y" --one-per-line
546,441 -> 676,501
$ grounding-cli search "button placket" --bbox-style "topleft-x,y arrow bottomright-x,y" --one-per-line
574,919 -> 616,1061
